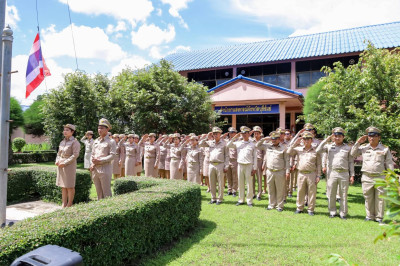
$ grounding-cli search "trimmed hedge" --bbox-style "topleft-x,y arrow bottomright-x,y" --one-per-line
11,151 -> 57,164
7,167 -> 92,204
0,177 -> 201,265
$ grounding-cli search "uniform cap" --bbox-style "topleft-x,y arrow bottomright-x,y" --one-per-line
270,131 -> 280,139
366,126 -> 381,135
99,118 -> 112,129
240,126 -> 251,133
188,133 -> 196,137
133,134 -> 139,139
190,136 -> 198,140
302,131 -> 314,139
63,124 -> 76,131
228,127 -> 237,133
112,134 -> 119,138
119,134 -> 125,138
276,128 -> 285,134
86,130 -> 93,135
332,127 -> 345,135
303,123 -> 314,130
212,127 -> 223,133
168,134 -> 174,138
149,133 -> 156,137
128,134 -> 135,138
172,133 -> 180,139
253,126 -> 263,133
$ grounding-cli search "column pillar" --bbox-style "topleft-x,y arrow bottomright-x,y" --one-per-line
232,114 -> 236,129
290,112 -> 296,132
290,60 -> 296,91
232,67 -> 237,77
279,102 -> 286,129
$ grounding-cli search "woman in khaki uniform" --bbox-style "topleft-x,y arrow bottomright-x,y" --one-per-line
164,134 -> 173,179
202,134 -> 213,192
112,134 -> 123,178
139,133 -> 160,177
167,133 -> 184,180
182,136 -> 203,184
80,131 -> 94,169
133,134 -> 143,176
55,124 -> 81,208
124,134 -> 141,176
158,135 -> 168,178
119,134 -> 126,177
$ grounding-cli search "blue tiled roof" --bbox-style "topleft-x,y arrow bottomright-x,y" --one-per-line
207,75 -> 303,97
165,21 -> 400,71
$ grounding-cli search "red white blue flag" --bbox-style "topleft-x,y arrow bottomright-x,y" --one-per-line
26,33 -> 51,98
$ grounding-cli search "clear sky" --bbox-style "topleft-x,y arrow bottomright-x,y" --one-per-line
5,0 -> 400,105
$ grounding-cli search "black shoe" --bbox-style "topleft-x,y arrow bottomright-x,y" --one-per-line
232,192 -> 237,197
288,194 -> 292,198
340,216 -> 347,220
235,202 -> 242,206
247,204 -> 253,207
376,219 -> 385,224
364,218 -> 373,222
305,202 -> 308,207
227,192 -> 232,195
257,196 -> 261,201
294,210 -> 302,214
216,201 -> 222,205
277,208 -> 283,212
336,198 -> 341,203
209,200 -> 217,204
329,214 -> 336,218
283,199 -> 287,203
253,195 -> 256,199
308,212 -> 315,216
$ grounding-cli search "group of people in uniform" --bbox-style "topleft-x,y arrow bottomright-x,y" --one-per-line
55,118 -> 395,224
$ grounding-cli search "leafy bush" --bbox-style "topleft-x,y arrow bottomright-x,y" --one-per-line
7,167 -> 92,204
12,138 -> 26,152
23,97 -> 45,136
113,178 -> 138,195
10,151 -> 57,164
14,142 -> 53,152
0,176 -> 201,265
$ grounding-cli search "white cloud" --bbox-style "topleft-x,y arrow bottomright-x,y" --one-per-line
6,4 -> 20,29
41,24 -> 126,62
161,0 -> 192,29
106,21 -> 127,34
226,37 -> 272,43
156,8 -> 163,16
229,0 -> 400,36
11,55 -> 72,105
131,24 -> 175,49
111,55 -> 150,76
149,45 -> 191,59
149,46 -> 163,59
58,0 -> 154,27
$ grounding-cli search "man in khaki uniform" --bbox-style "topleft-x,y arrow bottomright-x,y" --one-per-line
226,127 -> 238,197
288,131 -> 322,215
227,126 -> 258,207
199,127 -> 229,205
350,127 -> 394,224
257,131 -> 290,211
90,118 -> 117,200
252,126 -> 265,200
316,127 -> 355,219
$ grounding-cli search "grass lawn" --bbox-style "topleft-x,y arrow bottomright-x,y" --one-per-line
8,163 -> 399,264
140,181 -> 399,265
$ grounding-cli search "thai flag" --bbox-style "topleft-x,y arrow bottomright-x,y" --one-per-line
25,33 -> 51,98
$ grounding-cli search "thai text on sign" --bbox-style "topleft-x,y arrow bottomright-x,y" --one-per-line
214,104 -> 279,114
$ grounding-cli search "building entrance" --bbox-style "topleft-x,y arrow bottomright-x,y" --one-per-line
219,114 -> 279,134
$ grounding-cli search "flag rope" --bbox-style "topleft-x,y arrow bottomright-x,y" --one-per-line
67,0 -> 79,71
35,0 -> 48,93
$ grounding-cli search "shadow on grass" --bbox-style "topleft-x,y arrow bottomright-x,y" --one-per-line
135,219 -> 217,265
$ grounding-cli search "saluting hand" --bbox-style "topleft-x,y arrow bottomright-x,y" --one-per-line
222,132 -> 229,139
357,135 -> 368,144
329,134 -> 335,142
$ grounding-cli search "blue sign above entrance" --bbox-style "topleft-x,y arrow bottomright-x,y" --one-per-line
214,104 -> 279,115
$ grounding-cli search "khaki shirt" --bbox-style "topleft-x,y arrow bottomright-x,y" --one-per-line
253,138 -> 265,160
316,139 -> 355,176
91,135 -> 117,171
158,144 -> 168,169
256,140 -> 289,174
288,145 -> 322,176
199,139 -> 229,169
350,142 -> 394,175
124,142 -> 141,163
227,138 -> 238,167
56,136 -> 80,165
227,139 -> 257,170
184,146 -> 203,172
169,143 -> 184,169
80,137 -> 94,153
140,141 -> 160,168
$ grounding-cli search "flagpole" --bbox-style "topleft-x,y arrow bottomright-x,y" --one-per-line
0,0 -> 6,91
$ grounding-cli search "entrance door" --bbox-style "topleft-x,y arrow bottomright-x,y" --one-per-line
236,114 -> 279,134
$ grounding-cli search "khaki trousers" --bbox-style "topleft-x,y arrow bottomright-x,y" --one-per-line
170,159 -> 183,180
144,158 -> 158,177
238,163 -> 254,204
267,169 -> 286,209
209,163 -> 225,202
327,170 -> 349,216
296,172 -> 317,212
226,165 -> 238,193
92,167 -> 112,200
361,174 -> 385,220
252,159 -> 263,197
187,162 -> 201,184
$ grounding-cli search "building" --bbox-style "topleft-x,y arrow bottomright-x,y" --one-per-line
165,21 -> 400,133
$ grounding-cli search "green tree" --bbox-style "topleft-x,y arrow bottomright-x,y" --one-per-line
10,97 -> 24,133
304,44 -> 400,156
303,81 -> 326,117
23,96 -> 45,136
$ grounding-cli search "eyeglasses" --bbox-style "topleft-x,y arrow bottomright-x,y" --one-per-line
368,133 -> 380,137
284,133 -> 291,135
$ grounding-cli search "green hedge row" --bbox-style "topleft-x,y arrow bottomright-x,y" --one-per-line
0,176 -> 201,265
11,151 -> 57,164
7,167 -> 92,204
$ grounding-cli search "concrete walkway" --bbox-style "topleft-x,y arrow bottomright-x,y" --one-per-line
6,200 -> 62,224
